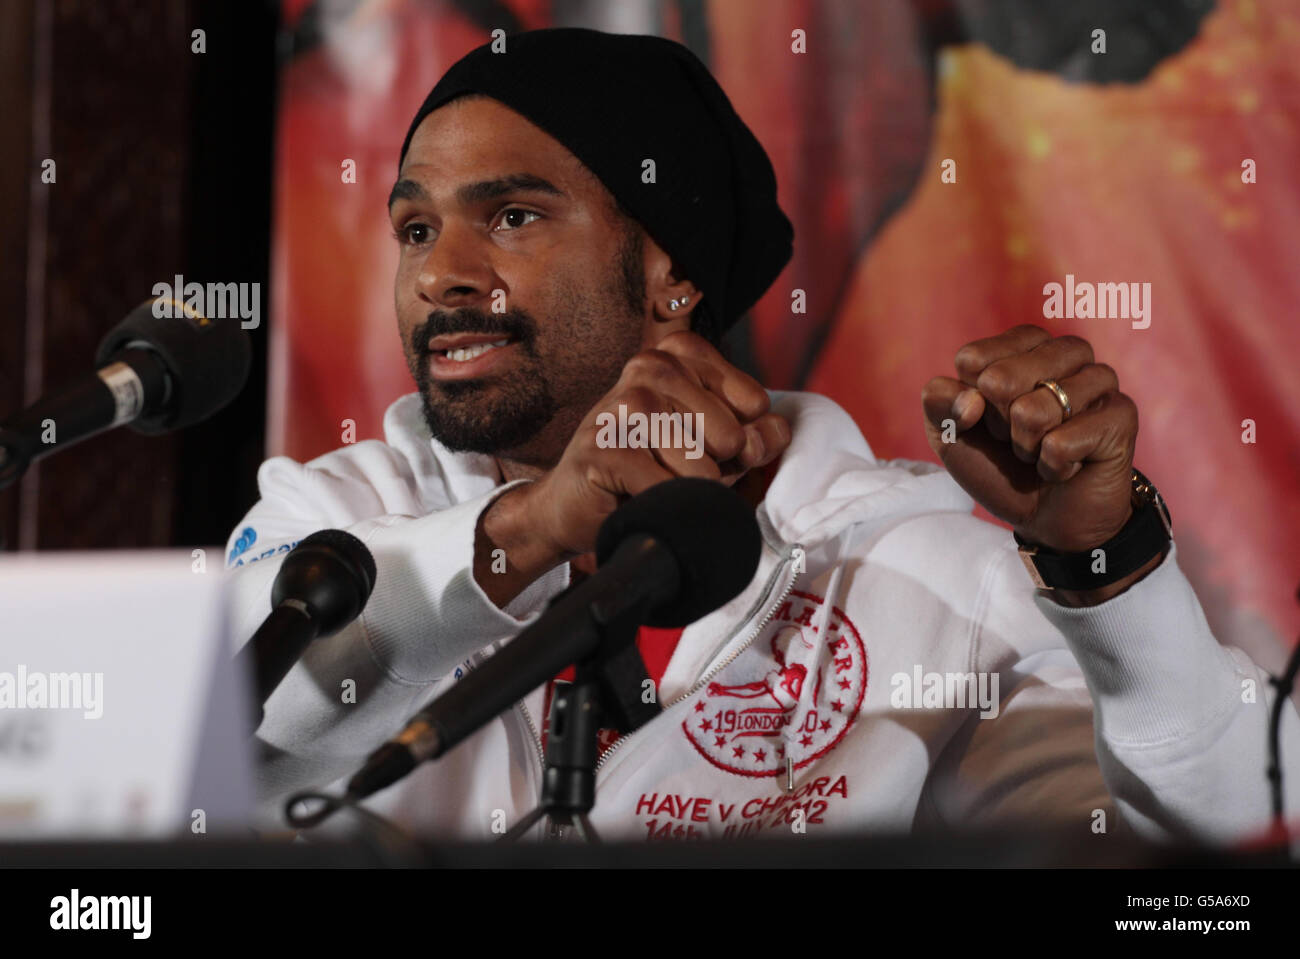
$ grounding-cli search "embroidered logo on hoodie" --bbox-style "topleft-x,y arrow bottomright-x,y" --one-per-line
683,590 -> 867,777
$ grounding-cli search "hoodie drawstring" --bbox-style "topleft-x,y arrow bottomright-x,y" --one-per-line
782,521 -> 865,793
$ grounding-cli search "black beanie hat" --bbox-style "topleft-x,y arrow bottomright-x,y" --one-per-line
398,28 -> 794,335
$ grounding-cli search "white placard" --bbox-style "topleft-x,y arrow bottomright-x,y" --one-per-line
0,550 -> 253,838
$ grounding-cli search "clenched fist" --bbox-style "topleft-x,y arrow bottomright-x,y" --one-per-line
477,331 -> 790,607
921,324 -> 1139,557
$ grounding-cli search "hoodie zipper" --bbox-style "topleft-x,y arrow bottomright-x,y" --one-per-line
592,543 -> 804,773
462,646 -> 561,841
465,641 -> 548,786
516,697 -> 547,779
514,697 -> 565,840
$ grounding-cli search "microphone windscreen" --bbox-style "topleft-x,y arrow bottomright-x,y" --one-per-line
295,528 -> 378,600
272,529 -> 377,635
595,477 -> 761,627
95,298 -> 252,434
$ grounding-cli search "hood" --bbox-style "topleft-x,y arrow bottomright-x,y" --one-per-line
391,387 -> 975,552
759,390 -> 974,552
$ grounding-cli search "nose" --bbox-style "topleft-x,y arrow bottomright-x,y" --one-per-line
414,219 -> 499,311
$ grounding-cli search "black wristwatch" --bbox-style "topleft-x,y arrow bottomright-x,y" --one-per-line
1014,468 -> 1173,591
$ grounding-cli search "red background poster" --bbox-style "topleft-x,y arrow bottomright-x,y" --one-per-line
269,0 -> 1300,668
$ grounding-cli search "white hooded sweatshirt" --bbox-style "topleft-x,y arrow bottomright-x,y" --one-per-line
227,390 -> 1299,844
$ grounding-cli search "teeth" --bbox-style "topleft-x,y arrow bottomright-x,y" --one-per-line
443,339 -> 509,362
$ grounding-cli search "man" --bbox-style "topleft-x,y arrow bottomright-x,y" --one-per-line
229,28 -> 1297,844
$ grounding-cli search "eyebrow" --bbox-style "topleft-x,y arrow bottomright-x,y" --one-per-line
387,173 -> 566,211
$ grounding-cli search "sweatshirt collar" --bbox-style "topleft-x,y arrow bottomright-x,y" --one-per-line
758,390 -> 974,550
388,389 -> 975,548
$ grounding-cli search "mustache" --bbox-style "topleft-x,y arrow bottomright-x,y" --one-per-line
412,308 -> 537,353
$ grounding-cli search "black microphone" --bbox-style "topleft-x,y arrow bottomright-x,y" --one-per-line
344,477 -> 762,800
235,529 -> 378,728
0,297 -> 252,491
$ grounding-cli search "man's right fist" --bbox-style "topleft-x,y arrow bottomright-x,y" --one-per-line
475,331 -> 790,606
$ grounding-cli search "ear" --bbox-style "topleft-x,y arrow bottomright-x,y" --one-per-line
642,236 -> 703,343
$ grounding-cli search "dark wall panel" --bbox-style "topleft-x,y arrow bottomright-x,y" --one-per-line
0,0 -> 35,551
0,0 -> 275,552
31,0 -> 194,549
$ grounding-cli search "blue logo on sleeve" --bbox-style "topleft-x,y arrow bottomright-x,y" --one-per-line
229,527 -> 257,564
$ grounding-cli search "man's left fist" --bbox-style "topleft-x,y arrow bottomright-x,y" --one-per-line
922,324 -> 1137,553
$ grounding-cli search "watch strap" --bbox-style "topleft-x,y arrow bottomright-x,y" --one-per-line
1014,471 -> 1173,591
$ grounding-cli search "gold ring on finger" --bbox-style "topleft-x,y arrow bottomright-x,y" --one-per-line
1035,378 -> 1072,421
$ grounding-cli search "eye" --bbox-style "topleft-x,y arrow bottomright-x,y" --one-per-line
494,207 -> 541,232
393,222 -> 432,246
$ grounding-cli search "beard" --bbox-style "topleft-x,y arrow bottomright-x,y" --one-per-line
410,309 -> 559,454
406,225 -> 646,456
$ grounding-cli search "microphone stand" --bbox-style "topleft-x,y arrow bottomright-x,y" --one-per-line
502,597 -> 661,844
1264,581 -> 1300,855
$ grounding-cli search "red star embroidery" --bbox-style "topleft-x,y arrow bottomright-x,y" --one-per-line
700,719 -> 713,732
800,734 -> 813,747
694,701 -> 705,712
733,745 -> 745,758
776,745 -> 785,757
754,749 -> 767,762
820,719 -> 832,732
838,678 -> 851,690
831,700 -> 843,712
715,736 -> 727,748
